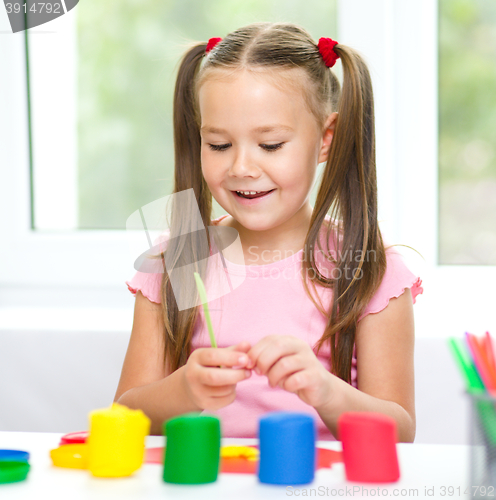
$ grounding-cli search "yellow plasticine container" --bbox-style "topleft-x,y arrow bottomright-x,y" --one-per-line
87,403 -> 151,478
50,443 -> 89,469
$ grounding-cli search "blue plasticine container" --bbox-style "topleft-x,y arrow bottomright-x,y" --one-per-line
0,450 -> 30,462
258,412 -> 316,485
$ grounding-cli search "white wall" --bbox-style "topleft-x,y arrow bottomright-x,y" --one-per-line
0,329 -> 129,433
0,329 -> 469,444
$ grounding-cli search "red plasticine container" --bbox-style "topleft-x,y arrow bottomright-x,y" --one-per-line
59,431 -> 88,446
338,412 -> 400,483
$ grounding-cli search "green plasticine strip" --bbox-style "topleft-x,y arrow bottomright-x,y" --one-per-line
194,272 -> 217,348
448,337 -> 496,446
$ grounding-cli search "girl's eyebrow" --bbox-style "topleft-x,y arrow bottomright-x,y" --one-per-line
200,124 -> 294,134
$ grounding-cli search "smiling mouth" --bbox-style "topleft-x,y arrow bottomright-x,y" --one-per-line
233,189 -> 276,199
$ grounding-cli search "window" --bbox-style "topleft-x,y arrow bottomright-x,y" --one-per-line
30,0 -> 338,230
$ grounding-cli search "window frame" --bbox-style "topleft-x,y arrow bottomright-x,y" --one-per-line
0,8 -> 131,302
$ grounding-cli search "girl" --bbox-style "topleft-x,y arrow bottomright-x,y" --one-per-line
116,22 -> 423,442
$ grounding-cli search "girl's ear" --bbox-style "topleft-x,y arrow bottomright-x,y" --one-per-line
318,112 -> 338,164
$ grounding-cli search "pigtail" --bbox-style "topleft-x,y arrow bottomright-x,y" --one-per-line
305,45 -> 387,383
160,43 -> 214,372
172,43 -> 212,231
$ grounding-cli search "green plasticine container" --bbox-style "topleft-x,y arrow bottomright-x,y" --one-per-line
163,413 -> 221,484
0,461 -> 30,484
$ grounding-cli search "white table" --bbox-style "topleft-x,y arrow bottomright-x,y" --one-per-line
0,432 -> 471,499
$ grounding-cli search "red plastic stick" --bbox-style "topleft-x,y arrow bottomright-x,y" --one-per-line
465,332 -> 496,394
484,332 -> 496,376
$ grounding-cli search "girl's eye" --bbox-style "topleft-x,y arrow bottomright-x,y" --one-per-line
262,143 -> 284,152
208,143 -> 230,152
207,143 -> 285,152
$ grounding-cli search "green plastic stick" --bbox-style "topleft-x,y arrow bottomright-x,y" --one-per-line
193,272 -> 217,348
448,337 -> 485,392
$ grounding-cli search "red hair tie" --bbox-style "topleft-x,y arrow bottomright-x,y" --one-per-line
317,37 -> 340,68
206,37 -> 222,53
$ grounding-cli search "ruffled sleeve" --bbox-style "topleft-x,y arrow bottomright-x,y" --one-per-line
126,271 -> 162,304
358,247 -> 423,322
125,232 -> 170,305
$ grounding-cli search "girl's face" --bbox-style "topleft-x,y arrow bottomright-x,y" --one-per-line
198,69 -> 335,235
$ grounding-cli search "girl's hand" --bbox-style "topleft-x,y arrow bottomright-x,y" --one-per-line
246,335 -> 335,410
182,341 -> 252,411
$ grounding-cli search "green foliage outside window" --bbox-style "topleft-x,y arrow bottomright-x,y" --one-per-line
439,0 -> 496,264
77,0 -> 337,229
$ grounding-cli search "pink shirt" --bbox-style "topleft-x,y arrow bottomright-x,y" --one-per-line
126,214 -> 423,440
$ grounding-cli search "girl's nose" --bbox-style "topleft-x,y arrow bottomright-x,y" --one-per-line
228,148 -> 261,178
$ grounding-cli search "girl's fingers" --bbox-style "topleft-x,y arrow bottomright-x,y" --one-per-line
279,371 -> 307,394
265,354 -> 302,388
194,385 -> 238,411
227,341 -> 252,353
200,366 -> 251,387
203,384 -> 238,398
197,347 -> 250,368
226,342 -> 252,368
245,337 -> 276,369
249,338 -> 300,375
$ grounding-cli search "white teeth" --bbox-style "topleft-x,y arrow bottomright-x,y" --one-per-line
236,190 -> 265,195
